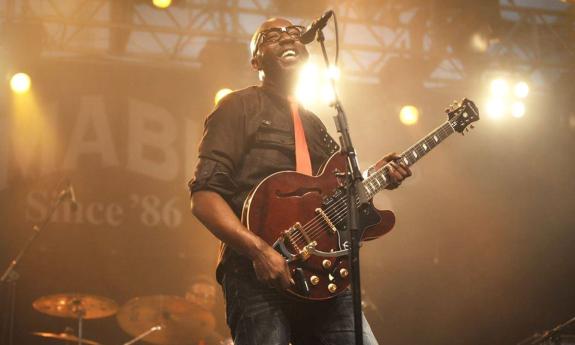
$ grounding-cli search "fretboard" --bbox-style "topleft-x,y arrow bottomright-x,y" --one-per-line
361,120 -> 455,199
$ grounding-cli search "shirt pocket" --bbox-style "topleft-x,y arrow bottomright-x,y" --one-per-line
253,122 -> 294,152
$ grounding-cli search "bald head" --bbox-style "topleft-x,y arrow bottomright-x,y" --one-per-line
250,18 -> 294,58
249,17 -> 309,93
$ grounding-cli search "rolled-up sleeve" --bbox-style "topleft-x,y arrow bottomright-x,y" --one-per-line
188,94 -> 245,198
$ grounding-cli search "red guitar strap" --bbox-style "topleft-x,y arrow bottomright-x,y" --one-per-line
288,98 -> 313,176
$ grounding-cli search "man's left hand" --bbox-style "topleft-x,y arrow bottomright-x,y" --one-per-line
377,152 -> 412,190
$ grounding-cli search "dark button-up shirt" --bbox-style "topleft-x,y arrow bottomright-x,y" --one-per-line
189,86 -> 339,280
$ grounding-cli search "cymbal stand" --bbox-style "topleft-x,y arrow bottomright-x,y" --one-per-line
1,181 -> 74,345
123,325 -> 163,345
71,299 -> 85,345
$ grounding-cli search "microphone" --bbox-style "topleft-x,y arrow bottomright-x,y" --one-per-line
299,10 -> 334,44
67,181 -> 78,211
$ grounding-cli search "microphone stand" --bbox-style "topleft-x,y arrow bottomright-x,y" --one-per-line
1,184 -> 73,345
316,28 -> 366,345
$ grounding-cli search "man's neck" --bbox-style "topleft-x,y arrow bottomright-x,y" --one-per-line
262,75 -> 297,100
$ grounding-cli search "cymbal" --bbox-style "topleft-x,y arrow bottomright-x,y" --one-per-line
33,293 -> 118,319
32,331 -> 103,345
117,295 -> 215,345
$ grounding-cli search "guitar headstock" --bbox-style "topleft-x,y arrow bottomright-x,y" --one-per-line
446,98 -> 480,134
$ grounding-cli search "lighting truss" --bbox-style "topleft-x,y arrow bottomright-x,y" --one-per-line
0,0 -> 573,88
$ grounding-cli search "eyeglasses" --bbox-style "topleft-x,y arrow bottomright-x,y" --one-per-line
252,25 -> 305,57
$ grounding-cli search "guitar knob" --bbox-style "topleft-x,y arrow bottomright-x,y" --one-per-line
322,259 -> 332,269
328,283 -> 337,293
310,275 -> 320,286
339,268 -> 349,278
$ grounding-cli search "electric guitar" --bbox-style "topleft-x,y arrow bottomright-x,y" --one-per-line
241,98 -> 479,300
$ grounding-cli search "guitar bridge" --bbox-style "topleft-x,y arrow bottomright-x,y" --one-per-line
282,222 -> 317,261
315,208 -> 337,234
298,241 -> 317,261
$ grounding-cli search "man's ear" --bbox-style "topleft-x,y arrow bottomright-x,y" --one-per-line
250,55 -> 261,71
251,54 -> 266,81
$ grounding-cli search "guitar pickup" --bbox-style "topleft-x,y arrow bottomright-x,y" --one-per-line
315,208 -> 337,234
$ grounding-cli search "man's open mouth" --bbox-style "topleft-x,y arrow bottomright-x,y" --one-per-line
281,49 -> 297,58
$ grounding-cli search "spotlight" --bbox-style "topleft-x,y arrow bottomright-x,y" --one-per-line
296,62 -> 320,106
214,88 -> 232,105
511,101 -> 526,118
490,78 -> 509,97
470,32 -> 489,53
10,72 -> 31,94
399,105 -> 419,126
325,65 -> 341,81
152,0 -> 172,9
486,98 -> 505,119
321,84 -> 336,105
514,81 -> 529,98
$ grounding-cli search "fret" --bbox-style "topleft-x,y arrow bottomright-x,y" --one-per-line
362,120 -> 456,200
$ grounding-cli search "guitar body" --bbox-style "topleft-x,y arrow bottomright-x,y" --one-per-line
242,152 -> 395,300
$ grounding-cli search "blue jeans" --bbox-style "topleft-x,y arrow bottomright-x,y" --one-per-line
222,267 -> 379,345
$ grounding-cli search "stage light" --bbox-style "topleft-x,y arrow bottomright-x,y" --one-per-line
296,62 -> 320,106
490,78 -> 509,97
10,72 -> 31,94
514,81 -> 529,98
321,84 -> 336,105
325,65 -> 341,81
214,88 -> 232,105
511,101 -> 526,118
399,105 -> 419,126
470,32 -> 489,52
152,0 -> 171,9
486,98 -> 505,119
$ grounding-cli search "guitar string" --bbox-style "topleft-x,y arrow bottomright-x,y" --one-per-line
289,144 -> 418,245
285,192 -> 352,245
289,154 -> 402,244
290,191 -> 362,245
286,121 -> 457,246
287,192 -> 352,245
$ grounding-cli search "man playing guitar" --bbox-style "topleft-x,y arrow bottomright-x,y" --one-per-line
189,17 -> 411,345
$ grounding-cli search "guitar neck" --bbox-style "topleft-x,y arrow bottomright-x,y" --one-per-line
362,120 -> 455,199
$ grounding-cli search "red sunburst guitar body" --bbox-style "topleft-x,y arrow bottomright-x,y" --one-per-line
242,152 -> 394,300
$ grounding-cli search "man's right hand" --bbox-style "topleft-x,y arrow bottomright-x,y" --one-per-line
252,244 -> 293,290
190,190 -> 294,290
